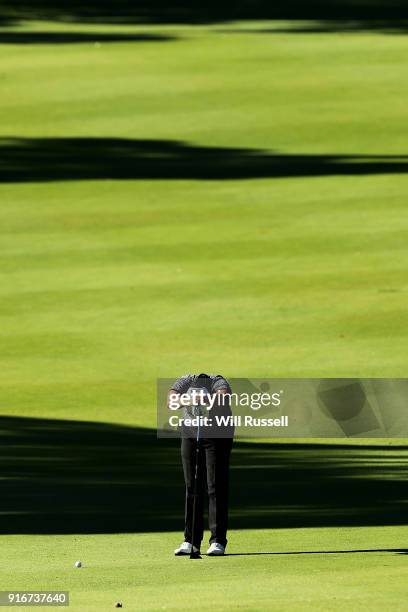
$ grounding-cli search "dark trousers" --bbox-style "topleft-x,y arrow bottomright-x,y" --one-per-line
181,437 -> 233,548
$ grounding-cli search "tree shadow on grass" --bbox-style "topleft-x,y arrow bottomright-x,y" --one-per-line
219,20 -> 408,35
1,138 -> 408,183
0,415 -> 407,534
226,549 -> 408,556
0,31 -> 176,44
1,1 -> 408,26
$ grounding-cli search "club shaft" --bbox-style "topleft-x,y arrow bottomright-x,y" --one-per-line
190,421 -> 200,557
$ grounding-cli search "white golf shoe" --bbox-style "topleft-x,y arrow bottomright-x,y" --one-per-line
174,542 -> 200,556
206,543 -> 225,556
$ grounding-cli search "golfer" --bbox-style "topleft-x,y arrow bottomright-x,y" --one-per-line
168,373 -> 233,556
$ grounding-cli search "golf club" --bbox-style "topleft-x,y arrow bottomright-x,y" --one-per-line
190,413 -> 202,560
187,388 -> 209,560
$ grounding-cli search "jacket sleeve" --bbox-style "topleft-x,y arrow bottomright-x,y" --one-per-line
170,374 -> 194,394
212,375 -> 231,393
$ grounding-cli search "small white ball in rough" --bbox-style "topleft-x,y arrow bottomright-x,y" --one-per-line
75,561 -> 82,568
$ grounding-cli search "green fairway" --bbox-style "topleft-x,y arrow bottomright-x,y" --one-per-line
2,527 -> 408,611
1,21 -> 408,426
1,17 -> 408,612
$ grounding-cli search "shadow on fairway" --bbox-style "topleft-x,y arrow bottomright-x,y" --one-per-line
1,137 -> 408,183
1,415 -> 407,534
0,1 -> 408,26
0,31 -> 176,44
226,549 -> 408,556
219,20 -> 408,35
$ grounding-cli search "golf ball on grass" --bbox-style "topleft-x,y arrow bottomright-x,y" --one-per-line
74,561 -> 82,568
